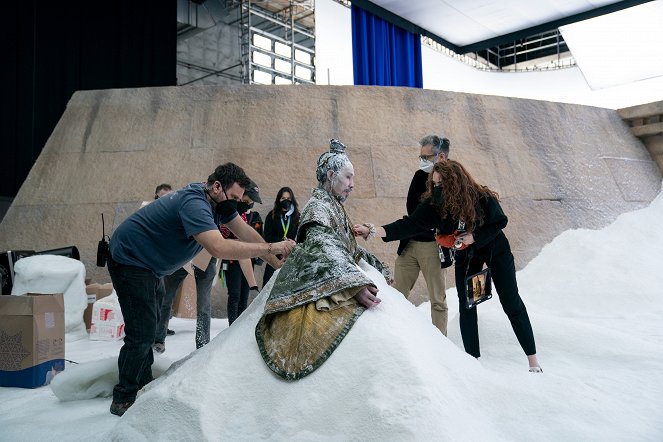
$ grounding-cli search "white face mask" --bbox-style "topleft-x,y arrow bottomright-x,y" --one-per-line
419,157 -> 435,173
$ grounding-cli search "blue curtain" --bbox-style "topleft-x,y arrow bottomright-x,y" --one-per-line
351,5 -> 423,87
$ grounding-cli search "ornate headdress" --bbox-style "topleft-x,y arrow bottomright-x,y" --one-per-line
316,139 -> 350,184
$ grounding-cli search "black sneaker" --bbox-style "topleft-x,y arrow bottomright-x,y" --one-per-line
152,342 -> 165,354
166,329 -> 175,336
110,400 -> 134,416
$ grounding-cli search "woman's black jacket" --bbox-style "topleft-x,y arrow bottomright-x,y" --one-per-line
263,209 -> 300,243
382,196 -> 508,251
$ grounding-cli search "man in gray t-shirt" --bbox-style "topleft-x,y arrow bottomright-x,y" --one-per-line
107,162 -> 295,417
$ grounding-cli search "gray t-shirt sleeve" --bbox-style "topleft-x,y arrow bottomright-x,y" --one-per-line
180,191 -> 220,238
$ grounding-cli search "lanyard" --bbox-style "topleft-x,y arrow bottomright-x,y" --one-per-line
280,215 -> 291,240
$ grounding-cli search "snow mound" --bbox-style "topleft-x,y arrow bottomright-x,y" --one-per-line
12,254 -> 88,341
107,262 -> 509,441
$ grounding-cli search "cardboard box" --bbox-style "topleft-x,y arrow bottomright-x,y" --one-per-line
0,293 -> 65,388
172,272 -> 197,319
192,250 -> 220,276
89,322 -> 125,341
89,294 -> 125,341
83,283 -> 113,330
192,249 -> 213,271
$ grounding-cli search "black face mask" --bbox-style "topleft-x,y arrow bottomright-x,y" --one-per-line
280,199 -> 292,211
237,201 -> 253,215
432,186 -> 444,206
215,199 -> 237,217
211,187 -> 239,218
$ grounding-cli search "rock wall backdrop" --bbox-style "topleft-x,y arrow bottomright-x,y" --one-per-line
1,85 -> 660,315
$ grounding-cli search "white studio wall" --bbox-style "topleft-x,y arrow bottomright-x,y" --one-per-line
315,0 -> 663,109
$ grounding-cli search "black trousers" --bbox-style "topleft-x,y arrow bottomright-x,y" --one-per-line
226,260 -> 250,325
454,232 -> 536,358
107,256 -> 158,402
262,263 -> 276,288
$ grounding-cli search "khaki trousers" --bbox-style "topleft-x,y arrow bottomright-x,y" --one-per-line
394,240 -> 448,336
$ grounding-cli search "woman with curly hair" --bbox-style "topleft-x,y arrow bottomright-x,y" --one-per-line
354,160 -> 541,372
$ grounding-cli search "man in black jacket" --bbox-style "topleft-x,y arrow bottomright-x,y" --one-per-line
393,135 -> 450,335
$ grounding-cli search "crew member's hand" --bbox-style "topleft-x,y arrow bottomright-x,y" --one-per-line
355,285 -> 381,309
264,254 -> 284,269
352,224 -> 369,238
271,239 -> 296,257
263,239 -> 295,269
455,232 -> 475,247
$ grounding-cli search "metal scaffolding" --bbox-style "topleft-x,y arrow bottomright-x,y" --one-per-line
176,0 -> 315,86
240,0 -> 316,84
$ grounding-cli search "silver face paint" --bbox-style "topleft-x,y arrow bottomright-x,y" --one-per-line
316,139 -> 353,202
330,163 -> 355,203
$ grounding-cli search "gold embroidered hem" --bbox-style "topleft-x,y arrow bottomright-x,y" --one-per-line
256,297 -> 364,380
315,286 -> 363,311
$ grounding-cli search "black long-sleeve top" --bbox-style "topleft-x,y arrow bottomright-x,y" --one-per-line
397,170 -> 436,255
263,209 -> 300,243
383,196 -> 508,251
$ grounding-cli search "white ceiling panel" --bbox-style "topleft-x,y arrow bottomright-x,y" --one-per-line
368,0 -> 626,46
560,0 -> 663,89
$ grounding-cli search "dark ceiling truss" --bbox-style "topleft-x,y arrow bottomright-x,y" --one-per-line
479,30 -> 570,69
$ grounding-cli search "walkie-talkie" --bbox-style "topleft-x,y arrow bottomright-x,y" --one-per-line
96,213 -> 111,267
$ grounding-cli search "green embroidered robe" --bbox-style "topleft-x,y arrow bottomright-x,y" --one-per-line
255,187 -> 390,380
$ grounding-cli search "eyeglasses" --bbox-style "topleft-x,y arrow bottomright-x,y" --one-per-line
419,154 -> 437,161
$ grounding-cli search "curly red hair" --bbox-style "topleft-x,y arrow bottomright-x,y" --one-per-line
421,160 -> 499,232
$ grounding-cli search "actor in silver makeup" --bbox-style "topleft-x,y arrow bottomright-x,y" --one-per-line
255,139 -> 391,380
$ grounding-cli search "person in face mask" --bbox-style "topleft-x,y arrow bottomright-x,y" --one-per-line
219,181 -> 264,325
262,186 -> 301,287
106,164 -> 295,417
353,160 -> 542,373
157,182 -> 266,349
393,135 -> 451,337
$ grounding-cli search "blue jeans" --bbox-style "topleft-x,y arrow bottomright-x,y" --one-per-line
226,260 -> 250,325
107,256 -> 160,403
157,258 -> 217,349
